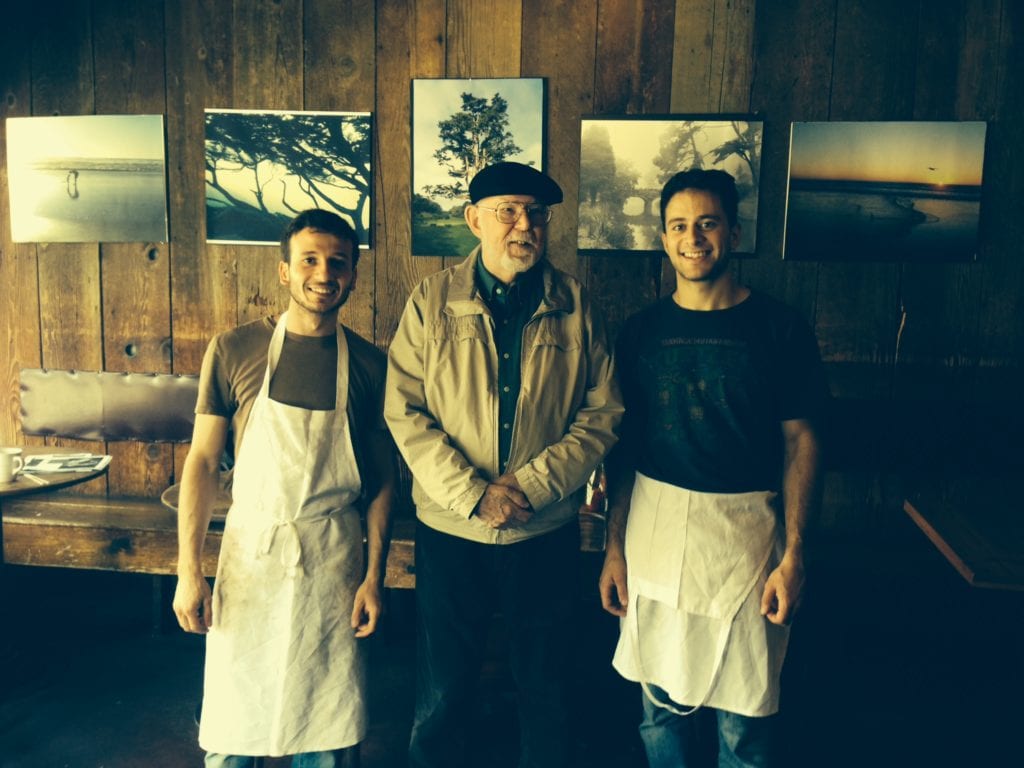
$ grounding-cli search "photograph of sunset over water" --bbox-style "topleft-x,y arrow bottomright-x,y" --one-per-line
784,121 -> 986,262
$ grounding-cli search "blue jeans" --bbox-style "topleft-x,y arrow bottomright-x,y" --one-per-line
205,750 -> 355,767
639,687 -> 778,768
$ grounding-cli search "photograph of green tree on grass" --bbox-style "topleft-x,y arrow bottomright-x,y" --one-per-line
412,78 -> 544,257
204,109 -> 372,246
578,117 -> 762,254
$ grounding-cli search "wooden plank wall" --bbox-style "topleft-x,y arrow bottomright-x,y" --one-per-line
1,0 -> 1021,539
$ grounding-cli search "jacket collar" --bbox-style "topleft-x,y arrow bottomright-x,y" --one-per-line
445,246 -> 574,318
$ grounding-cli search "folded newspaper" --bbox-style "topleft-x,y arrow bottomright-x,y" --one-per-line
22,453 -> 112,474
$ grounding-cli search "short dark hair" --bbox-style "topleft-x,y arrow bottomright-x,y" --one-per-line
659,169 -> 739,230
280,209 -> 360,264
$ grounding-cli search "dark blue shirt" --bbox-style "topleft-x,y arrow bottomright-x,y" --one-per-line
474,258 -> 543,473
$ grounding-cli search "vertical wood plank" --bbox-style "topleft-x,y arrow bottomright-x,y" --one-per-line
32,2 -> 101,372
819,0 -> 917,399
746,0 -> 856,537
894,0 -> 985,401
0,6 -> 41,448
446,0 -> 522,77
588,0 -> 675,340
165,0 -> 237,488
374,0 -> 446,348
522,0 -> 599,278
31,1 -> 106,493
232,0 -> 304,330
432,1 -> 524,270
969,0 -> 1023,401
166,0 -> 237,376
93,0 -> 174,496
671,0 -> 755,113
305,0 -> 378,343
741,0 -> 833,322
666,0 -> 757,297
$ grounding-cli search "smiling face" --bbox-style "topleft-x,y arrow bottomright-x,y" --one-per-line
465,194 -> 548,284
279,227 -> 356,321
661,188 -> 740,287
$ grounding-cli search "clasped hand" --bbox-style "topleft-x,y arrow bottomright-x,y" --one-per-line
474,474 -> 532,529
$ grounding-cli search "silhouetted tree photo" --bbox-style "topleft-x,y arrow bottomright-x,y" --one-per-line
205,111 -> 371,244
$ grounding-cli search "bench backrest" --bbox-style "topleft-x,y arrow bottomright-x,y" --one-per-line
19,368 -> 198,443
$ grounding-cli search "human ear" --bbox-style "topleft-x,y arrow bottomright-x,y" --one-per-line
465,205 -> 483,238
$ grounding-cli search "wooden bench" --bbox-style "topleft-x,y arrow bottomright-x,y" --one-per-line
4,368 -> 417,589
2,495 -> 416,588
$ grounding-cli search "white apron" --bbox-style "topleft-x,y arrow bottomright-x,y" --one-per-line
612,473 -> 789,718
199,314 -> 367,756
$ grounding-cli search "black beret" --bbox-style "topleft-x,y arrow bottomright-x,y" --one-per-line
468,161 -> 563,205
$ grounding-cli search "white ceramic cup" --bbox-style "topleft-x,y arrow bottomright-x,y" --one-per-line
0,447 -> 24,483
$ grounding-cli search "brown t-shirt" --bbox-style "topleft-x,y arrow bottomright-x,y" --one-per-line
196,316 -> 387,499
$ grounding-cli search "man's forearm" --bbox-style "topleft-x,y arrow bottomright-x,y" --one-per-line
603,456 -> 635,557
362,431 -> 396,584
781,420 -> 821,560
176,453 -> 220,577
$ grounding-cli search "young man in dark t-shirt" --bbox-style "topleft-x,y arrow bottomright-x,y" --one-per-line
600,169 -> 827,768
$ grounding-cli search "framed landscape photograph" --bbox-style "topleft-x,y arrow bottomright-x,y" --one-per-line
577,116 -> 763,254
412,77 -> 545,257
6,114 -> 168,243
204,109 -> 372,246
784,121 -> 987,261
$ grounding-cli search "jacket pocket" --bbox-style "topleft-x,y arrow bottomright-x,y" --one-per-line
428,315 -> 488,343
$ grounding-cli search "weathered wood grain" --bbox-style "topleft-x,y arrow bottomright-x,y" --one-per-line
522,0 -> 598,278
0,8 -> 40,447
166,0 -> 238,376
306,0 -> 378,343
2,496 -> 417,588
0,0 -> 1021,554
588,0 -> 674,339
374,0 -> 444,348
896,0 -> 985,416
92,1 -> 175,496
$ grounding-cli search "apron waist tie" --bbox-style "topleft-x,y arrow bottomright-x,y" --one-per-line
256,508 -> 354,575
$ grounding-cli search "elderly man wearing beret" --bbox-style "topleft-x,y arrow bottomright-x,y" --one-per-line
385,161 -> 624,767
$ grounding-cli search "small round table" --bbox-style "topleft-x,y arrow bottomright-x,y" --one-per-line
1,446 -> 111,562
0,447 -> 110,499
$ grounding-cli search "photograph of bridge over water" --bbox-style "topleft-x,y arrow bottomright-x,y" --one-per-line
577,116 -> 762,254
6,114 -> 167,243
784,121 -> 987,262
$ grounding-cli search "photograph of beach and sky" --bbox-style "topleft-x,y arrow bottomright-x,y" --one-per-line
412,78 -> 544,257
785,121 -> 987,261
204,110 -> 372,246
577,117 -> 762,254
6,114 -> 168,243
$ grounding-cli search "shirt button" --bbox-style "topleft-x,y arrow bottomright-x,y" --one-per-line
496,287 -> 504,295
503,353 -> 510,360
502,423 -> 510,430
503,386 -> 510,393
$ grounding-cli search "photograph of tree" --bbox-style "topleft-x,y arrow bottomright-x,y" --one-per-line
412,78 -> 545,256
204,109 -> 372,246
578,117 -> 762,254
6,114 -> 168,243
784,121 -> 986,261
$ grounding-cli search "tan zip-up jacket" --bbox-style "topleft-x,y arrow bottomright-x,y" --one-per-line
384,249 -> 624,544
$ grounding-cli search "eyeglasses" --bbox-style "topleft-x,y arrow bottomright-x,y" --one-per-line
476,202 -> 553,226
